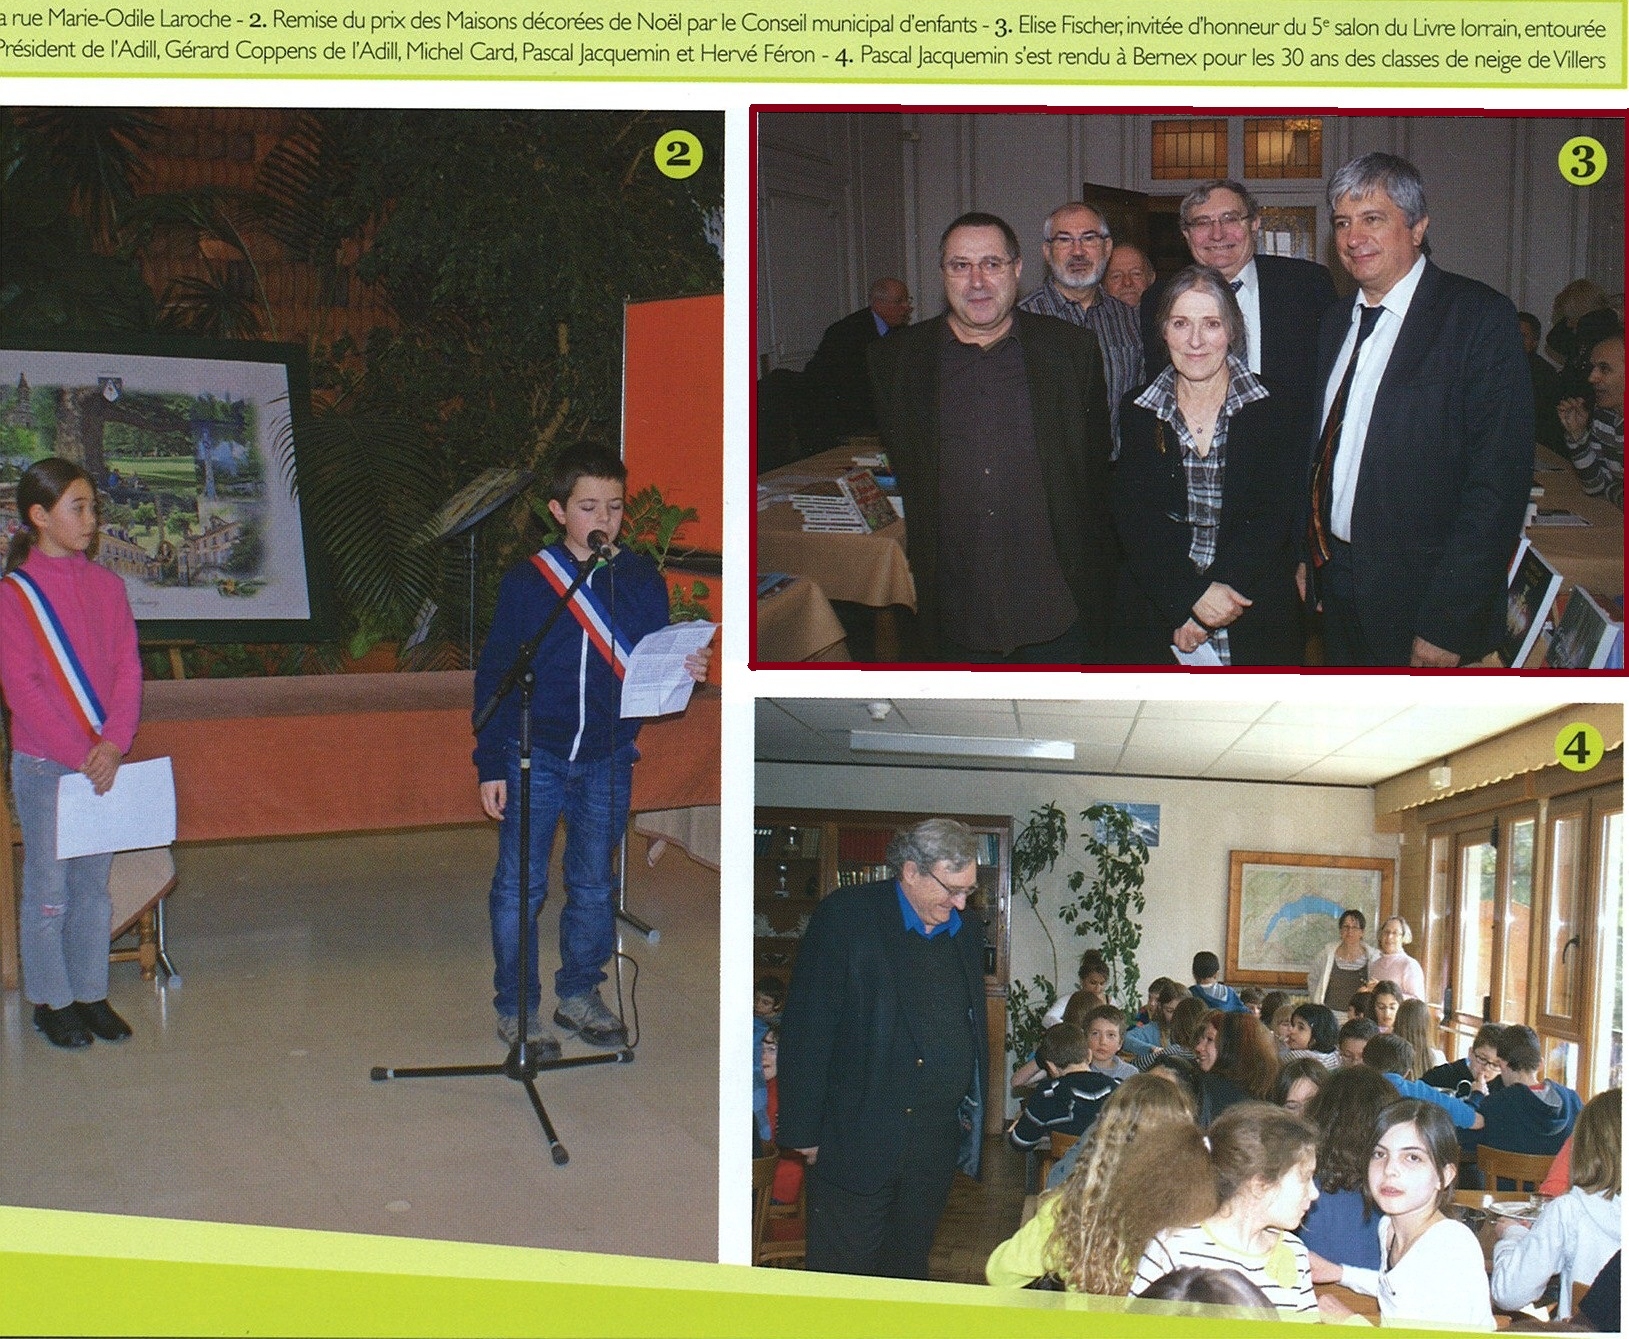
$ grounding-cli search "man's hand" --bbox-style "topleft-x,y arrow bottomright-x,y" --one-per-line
81,739 -> 122,796
1172,619 -> 1209,654
1192,582 -> 1251,629
794,1145 -> 818,1165
1409,637 -> 1460,668
480,780 -> 506,821
1559,395 -> 1590,441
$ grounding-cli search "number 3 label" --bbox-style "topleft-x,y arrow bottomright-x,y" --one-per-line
656,131 -> 703,180
1556,722 -> 1604,772
1558,137 -> 1607,187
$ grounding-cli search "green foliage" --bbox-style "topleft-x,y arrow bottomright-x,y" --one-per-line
1004,800 -> 1151,1066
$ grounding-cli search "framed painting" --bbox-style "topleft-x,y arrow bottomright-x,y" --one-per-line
0,333 -> 329,642
1226,850 -> 1394,986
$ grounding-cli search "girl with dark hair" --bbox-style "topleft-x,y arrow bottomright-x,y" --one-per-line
1270,1056 -> 1328,1115
1285,1001 -> 1340,1068
1130,1102 -> 1320,1316
0,458 -> 142,1049
1368,979 -> 1403,1033
1298,1064 -> 1394,1271
1312,1099 -> 1495,1329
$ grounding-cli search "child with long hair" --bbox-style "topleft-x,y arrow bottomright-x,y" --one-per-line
1491,1087 -> 1621,1320
1389,999 -> 1445,1075
0,458 -> 142,1049
1298,1064 -> 1395,1271
1313,1099 -> 1495,1329
1368,979 -> 1403,1033
986,1072 -> 1214,1292
1125,977 -> 1187,1058
1130,1102 -> 1321,1317
1208,1010 -> 1283,1100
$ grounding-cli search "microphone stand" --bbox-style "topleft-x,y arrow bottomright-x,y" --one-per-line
370,545 -> 630,1166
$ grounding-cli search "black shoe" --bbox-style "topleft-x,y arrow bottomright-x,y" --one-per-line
32,1004 -> 92,1049
76,999 -> 133,1041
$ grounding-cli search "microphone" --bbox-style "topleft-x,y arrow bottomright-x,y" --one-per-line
585,530 -> 614,560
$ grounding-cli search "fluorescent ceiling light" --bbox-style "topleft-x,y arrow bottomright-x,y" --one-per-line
849,730 -> 1075,761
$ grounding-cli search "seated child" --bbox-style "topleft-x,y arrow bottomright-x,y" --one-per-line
1419,1023 -> 1505,1098
1083,1004 -> 1138,1080
1284,1002 -> 1340,1069
1336,1017 -> 1378,1068
1368,979 -> 1403,1033
1362,1033 -> 1483,1131
1189,951 -> 1247,1013
1237,986 -> 1265,1018
1477,1024 -> 1582,1157
1134,996 -> 1209,1071
1125,978 -> 1187,1057
753,976 -> 784,1026
1042,948 -> 1111,1027
1007,1023 -> 1118,1154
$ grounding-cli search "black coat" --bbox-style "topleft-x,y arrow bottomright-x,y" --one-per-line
776,880 -> 986,1195
1111,380 -> 1303,665
1310,261 -> 1534,662
868,311 -> 1116,660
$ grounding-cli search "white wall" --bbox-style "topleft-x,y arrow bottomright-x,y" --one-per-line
758,111 -> 1624,365
756,761 -> 1399,1005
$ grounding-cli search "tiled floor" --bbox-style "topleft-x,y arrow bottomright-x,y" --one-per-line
0,824 -> 719,1262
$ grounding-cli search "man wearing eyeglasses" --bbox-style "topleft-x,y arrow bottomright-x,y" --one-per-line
1143,178 -> 1337,447
777,818 -> 987,1279
1018,202 -> 1144,454
868,211 -> 1116,662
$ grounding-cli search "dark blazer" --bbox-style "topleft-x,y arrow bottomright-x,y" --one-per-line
1111,378 -> 1303,665
867,311 -> 1116,660
1312,261 -> 1534,663
1143,254 -> 1338,445
804,305 -> 885,440
777,880 -> 986,1195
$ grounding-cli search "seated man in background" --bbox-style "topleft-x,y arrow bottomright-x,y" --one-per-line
1558,332 -> 1624,508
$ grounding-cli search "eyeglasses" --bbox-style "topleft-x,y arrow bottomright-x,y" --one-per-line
942,257 -> 1013,278
1183,210 -> 1249,233
1046,230 -> 1110,248
924,867 -> 978,901
1470,1051 -> 1499,1069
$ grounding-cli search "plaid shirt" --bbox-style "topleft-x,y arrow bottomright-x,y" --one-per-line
1132,356 -> 1269,663
1017,278 -> 1143,454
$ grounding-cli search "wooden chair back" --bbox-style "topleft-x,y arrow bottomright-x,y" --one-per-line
1475,1145 -> 1555,1194
751,1153 -> 806,1268
1314,1281 -> 1381,1321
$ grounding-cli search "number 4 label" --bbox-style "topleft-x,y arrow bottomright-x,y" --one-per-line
1556,722 -> 1604,772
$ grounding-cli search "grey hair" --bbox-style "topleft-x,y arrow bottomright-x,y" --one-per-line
1043,202 -> 1110,243
1179,179 -> 1259,227
1154,264 -> 1247,360
1328,153 -> 1429,227
886,818 -> 978,877
1380,915 -> 1413,946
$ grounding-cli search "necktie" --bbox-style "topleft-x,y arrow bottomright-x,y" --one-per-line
1229,279 -> 1243,293
1308,303 -> 1384,567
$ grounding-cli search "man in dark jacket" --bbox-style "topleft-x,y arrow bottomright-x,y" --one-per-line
777,818 -> 986,1279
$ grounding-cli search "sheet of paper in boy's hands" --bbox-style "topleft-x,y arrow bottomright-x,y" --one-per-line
56,756 -> 177,858
620,622 -> 718,718
1172,642 -> 1224,667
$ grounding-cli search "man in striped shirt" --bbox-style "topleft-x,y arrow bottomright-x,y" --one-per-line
1018,201 -> 1143,456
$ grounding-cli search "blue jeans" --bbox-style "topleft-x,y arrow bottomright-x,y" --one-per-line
488,743 -> 634,1016
12,752 -> 113,1009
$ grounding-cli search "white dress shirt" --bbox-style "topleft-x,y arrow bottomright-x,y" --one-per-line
1325,253 -> 1428,541
1234,257 -> 1263,375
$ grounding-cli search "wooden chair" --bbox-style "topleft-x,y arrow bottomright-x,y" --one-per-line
107,847 -> 179,981
751,1153 -> 805,1268
1476,1145 -> 1555,1195
1035,1131 -> 1079,1192
1314,1281 -> 1381,1322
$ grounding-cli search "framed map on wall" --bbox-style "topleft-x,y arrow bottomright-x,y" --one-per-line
1226,850 -> 1394,986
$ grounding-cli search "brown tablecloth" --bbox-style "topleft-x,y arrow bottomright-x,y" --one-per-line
755,575 -> 850,663
1527,445 -> 1624,601
756,446 -> 915,610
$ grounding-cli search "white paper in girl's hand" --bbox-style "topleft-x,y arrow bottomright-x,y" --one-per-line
56,757 -> 177,858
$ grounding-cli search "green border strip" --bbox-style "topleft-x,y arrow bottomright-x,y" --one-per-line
0,1206 -> 1481,1337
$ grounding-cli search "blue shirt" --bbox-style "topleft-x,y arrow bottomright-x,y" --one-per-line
895,880 -> 961,939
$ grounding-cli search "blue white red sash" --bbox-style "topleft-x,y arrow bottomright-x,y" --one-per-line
529,546 -> 632,679
3,568 -> 106,741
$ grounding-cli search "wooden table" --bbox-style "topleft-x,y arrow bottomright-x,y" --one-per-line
1527,446 -> 1624,602
1,674 -> 718,990
756,445 -> 914,659
754,575 -> 851,663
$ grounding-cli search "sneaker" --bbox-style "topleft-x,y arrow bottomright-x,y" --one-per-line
495,1011 -> 561,1060
554,989 -> 627,1048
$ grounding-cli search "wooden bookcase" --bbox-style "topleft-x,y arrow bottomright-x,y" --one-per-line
753,806 -> 1012,1133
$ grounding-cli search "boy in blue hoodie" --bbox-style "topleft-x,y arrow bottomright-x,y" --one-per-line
1189,950 -> 1247,1013
1478,1024 -> 1583,1157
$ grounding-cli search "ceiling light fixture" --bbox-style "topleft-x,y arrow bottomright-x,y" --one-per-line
849,730 -> 1075,761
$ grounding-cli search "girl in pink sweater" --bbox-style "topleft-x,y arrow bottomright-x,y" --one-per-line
0,459 -> 142,1048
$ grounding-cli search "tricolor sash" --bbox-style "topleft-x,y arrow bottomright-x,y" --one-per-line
3,568 -> 106,742
529,546 -> 632,679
